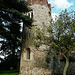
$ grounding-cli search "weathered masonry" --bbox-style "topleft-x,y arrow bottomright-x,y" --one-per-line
20,0 -> 52,75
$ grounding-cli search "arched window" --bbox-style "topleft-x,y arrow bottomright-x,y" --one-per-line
26,48 -> 30,59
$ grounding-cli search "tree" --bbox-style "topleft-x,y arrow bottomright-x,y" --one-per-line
50,9 -> 75,75
31,9 -> 75,75
0,0 -> 32,69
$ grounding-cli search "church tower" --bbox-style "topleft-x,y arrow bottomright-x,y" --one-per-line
20,0 -> 52,75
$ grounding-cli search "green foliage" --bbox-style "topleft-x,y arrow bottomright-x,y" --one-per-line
34,25 -> 49,49
36,28 -> 44,40
52,9 -> 75,55
0,0 -> 33,69
50,9 -> 75,75
0,0 -> 32,52
34,41 -> 41,49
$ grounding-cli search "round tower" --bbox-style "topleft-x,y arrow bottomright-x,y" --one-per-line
20,0 -> 52,75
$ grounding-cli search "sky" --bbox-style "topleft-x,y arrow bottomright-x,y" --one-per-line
48,0 -> 75,20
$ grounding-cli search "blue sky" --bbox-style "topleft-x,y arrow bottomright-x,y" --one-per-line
48,0 -> 75,17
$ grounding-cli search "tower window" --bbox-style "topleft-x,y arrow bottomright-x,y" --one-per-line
31,12 -> 33,18
28,13 -> 30,17
28,32 -> 30,39
26,48 -> 30,59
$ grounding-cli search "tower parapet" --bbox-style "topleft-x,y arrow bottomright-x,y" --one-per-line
26,0 -> 51,11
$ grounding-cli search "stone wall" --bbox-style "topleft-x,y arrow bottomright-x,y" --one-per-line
20,47 -> 52,75
20,4 -> 52,75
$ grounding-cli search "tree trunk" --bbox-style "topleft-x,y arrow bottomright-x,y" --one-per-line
63,59 -> 69,75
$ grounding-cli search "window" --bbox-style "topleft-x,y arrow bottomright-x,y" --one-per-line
31,12 -> 33,18
28,13 -> 30,17
23,48 -> 33,60
28,32 -> 30,39
26,48 -> 30,59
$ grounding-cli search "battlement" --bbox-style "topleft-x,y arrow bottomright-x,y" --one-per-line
26,0 -> 51,11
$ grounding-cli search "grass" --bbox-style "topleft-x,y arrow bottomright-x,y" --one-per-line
0,73 -> 18,75
0,70 -> 19,75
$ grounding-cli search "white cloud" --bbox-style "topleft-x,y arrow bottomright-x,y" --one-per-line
48,0 -> 73,9
52,13 -> 59,22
